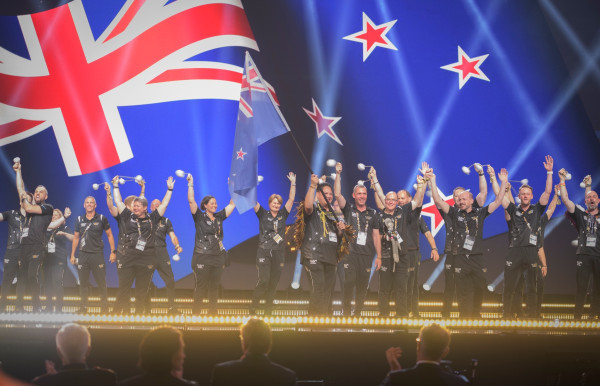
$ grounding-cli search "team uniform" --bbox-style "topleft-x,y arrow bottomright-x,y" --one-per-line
0,210 -> 25,311
378,203 -> 421,317
566,206 -> 600,319
73,213 -> 110,311
251,205 -> 290,315
447,205 -> 492,318
114,208 -> 161,314
503,202 -> 546,318
16,202 -> 53,312
406,217 -> 431,317
340,203 -> 378,316
438,208 -> 455,317
301,203 -> 340,316
191,208 -> 228,314
44,223 -> 72,312
151,217 -> 177,311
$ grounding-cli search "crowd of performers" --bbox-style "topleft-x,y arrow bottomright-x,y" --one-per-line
0,157 -> 598,319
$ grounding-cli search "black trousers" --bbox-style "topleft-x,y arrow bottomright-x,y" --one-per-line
503,246 -> 538,318
454,254 -> 486,318
251,248 -> 284,313
441,254 -> 456,317
149,248 -> 176,309
406,249 -> 421,315
44,252 -> 66,312
378,252 -> 410,317
574,254 -> 600,318
512,264 -> 545,317
342,252 -> 373,316
76,251 -> 108,309
305,259 -> 337,316
0,248 -> 20,309
114,250 -> 155,314
16,244 -> 44,311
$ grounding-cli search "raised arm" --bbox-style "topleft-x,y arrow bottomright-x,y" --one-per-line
428,171 -> 450,214
583,175 -> 592,196
498,169 -> 512,209
13,161 -> 25,198
488,169 -> 508,214
474,163 -> 488,207
104,183 -> 118,217
334,162 -> 347,210
155,177 -> 174,216
304,174 -> 319,215
138,178 -> 146,198
368,167 -> 386,206
412,162 -> 430,210
539,155 -> 554,206
558,168 -> 575,213
545,185 -> 561,220
187,174 -> 198,214
112,176 -> 126,214
285,172 -> 297,213
169,231 -> 183,254
224,198 -> 236,218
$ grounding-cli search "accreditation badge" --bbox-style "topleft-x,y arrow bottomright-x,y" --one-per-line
357,231 -> 367,246
273,234 -> 283,244
328,232 -> 338,243
529,234 -> 538,245
21,227 -> 29,239
47,241 -> 55,253
136,237 -> 147,251
463,235 -> 475,251
587,236 -> 597,247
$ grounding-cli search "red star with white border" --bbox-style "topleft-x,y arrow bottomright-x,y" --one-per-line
421,187 -> 455,237
343,12 -> 397,62
303,99 -> 343,146
441,46 -> 490,89
236,147 -> 247,160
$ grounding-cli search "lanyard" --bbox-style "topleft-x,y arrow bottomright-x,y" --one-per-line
80,217 -> 94,240
462,210 -> 478,236
135,213 -> 152,239
354,207 -> 369,233
586,212 -> 597,235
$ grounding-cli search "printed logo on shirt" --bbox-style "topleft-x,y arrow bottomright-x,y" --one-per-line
309,259 -> 318,265
197,264 -> 204,269
98,264 -> 105,269
259,258 -> 265,263
4,259 -> 9,263
344,263 -> 349,269
505,261 -> 513,267
454,267 -> 462,273
445,264 -> 452,270
576,260 -> 582,267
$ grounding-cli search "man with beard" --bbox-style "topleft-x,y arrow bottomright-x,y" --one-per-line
334,162 -> 381,317
559,170 -> 600,319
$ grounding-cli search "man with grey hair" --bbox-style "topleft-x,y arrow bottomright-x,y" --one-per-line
33,323 -> 117,385
71,196 -> 116,313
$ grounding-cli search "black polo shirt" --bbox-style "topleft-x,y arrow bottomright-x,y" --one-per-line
406,217 -> 430,250
301,204 -> 339,265
448,205 -> 491,255
154,217 -> 174,248
378,203 -> 421,256
506,202 -> 547,248
192,208 -> 228,255
1,209 -> 25,250
256,205 -> 289,251
341,203 -> 378,256
120,208 -> 161,256
74,213 -> 110,253
566,206 -> 600,256
46,224 -> 73,257
438,208 -> 453,254
21,202 -> 54,248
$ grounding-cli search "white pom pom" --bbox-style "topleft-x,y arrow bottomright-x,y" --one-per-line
474,164 -> 483,172
172,254 -> 180,262
566,173 -> 572,181
580,182 -> 586,188
570,239 -> 578,247
175,170 -> 185,178
461,166 -> 471,175
257,175 -> 264,182
13,157 -> 20,163
515,197 -> 521,204
357,163 -> 366,171
318,178 -> 324,184
119,178 -> 126,185
357,180 -> 365,186
521,179 -> 528,185
413,184 -> 418,190
134,175 -> 143,183
92,183 -> 99,190
326,159 -> 336,168
426,190 -> 432,197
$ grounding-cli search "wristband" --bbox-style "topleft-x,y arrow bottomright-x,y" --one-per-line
310,184 -> 317,189
478,172 -> 484,176
175,244 -> 180,249
432,247 -> 438,251
113,186 -> 119,189
547,171 -> 553,175
168,188 -> 173,191
112,250 -> 116,254
586,184 -> 592,187
291,184 -> 296,186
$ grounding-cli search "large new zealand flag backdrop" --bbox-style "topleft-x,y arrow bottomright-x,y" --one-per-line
1,0 -> 599,292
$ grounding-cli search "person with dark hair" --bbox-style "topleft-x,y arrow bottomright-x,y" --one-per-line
187,174 -> 235,314
559,170 -> 600,319
500,156 -> 554,318
381,323 -> 469,386
70,196 -> 115,313
44,207 -> 73,313
0,195 -> 29,312
33,323 -> 117,386
210,318 -> 296,386
113,176 -> 175,314
334,162 -> 382,317
120,326 -> 196,386
250,172 -> 296,316
13,159 -> 65,312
